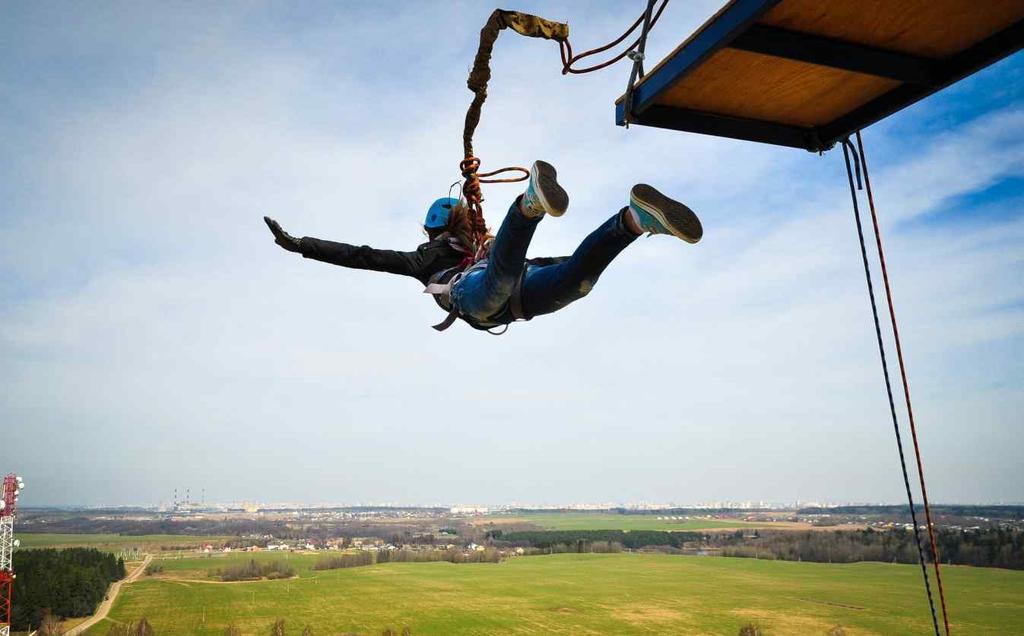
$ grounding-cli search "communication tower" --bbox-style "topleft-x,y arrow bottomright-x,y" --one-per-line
0,473 -> 24,636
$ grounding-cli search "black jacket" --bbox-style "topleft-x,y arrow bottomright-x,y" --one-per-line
299,237 -> 465,286
299,237 -> 569,285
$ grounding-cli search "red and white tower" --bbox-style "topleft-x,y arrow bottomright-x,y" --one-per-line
0,473 -> 24,636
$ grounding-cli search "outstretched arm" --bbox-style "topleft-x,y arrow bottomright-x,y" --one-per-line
299,237 -> 424,278
264,216 -> 425,279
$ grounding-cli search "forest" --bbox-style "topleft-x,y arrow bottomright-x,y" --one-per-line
11,547 -> 125,629
494,527 -> 1024,569
718,527 -> 1024,569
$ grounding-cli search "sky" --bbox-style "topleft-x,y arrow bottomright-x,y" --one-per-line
1,1 -> 1022,507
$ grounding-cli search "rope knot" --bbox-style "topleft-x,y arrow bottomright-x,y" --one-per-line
456,156 -> 528,261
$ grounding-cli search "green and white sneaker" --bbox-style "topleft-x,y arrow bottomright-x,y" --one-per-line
520,160 -> 569,218
629,184 -> 703,243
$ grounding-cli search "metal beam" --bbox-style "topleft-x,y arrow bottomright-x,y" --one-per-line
617,103 -> 820,150
730,24 -> 938,85
818,17 -> 1024,148
619,0 -> 783,122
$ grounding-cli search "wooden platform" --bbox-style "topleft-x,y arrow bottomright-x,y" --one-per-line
615,0 -> 1024,151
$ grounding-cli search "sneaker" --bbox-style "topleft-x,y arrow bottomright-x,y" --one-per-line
628,184 -> 703,243
520,160 -> 569,218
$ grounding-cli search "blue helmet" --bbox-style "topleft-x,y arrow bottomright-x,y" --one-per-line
424,197 -> 459,229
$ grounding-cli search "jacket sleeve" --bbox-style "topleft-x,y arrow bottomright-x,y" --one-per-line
299,237 -> 427,279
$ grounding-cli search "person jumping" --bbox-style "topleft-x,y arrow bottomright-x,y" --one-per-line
264,161 -> 702,332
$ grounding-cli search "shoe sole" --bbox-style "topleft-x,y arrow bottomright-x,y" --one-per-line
630,184 -> 703,243
532,160 -> 568,217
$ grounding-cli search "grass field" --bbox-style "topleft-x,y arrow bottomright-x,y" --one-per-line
16,533 -> 232,551
154,551 -> 319,580
89,552 -> 1024,635
481,512 -> 754,531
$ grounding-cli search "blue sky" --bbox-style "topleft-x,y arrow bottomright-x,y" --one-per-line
1,1 -> 1022,507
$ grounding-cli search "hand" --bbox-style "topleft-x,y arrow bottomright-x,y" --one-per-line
264,216 -> 302,253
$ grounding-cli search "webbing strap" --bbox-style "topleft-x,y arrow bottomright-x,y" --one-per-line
431,308 -> 460,332
425,271 -> 464,332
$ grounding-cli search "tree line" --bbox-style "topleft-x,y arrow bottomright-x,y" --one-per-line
494,527 -> 1024,569
492,529 -> 703,549
213,559 -> 296,581
11,547 -> 125,630
518,541 -> 624,555
717,527 -> 1024,569
934,526 -> 1024,568
314,547 -> 502,571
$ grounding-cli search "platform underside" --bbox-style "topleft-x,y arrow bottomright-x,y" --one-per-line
616,0 -> 1024,151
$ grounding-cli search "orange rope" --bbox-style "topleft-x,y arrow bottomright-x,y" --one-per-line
458,158 -> 528,259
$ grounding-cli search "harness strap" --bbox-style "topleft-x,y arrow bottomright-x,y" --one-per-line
423,281 -> 453,296
425,259 -> 529,333
425,258 -> 488,332
432,307 -> 461,332
424,270 -> 465,332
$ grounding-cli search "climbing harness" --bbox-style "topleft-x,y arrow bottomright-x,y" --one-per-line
424,258 -> 528,334
842,134 -> 950,636
425,263 -> 477,332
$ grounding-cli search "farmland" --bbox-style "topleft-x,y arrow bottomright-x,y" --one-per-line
89,552 -> 1024,635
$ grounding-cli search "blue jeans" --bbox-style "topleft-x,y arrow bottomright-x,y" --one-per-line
452,201 -> 637,327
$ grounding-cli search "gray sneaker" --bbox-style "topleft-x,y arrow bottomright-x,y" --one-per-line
629,184 -> 703,243
520,160 -> 569,218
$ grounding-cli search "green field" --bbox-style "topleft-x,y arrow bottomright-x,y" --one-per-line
16,533 -> 231,551
154,551 -> 318,579
485,512 -> 752,531
90,553 -> 1024,635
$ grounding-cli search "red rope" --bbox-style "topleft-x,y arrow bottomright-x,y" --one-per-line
558,0 -> 669,74
856,131 -> 951,636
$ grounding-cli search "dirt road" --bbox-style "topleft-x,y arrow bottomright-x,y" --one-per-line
65,554 -> 152,636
